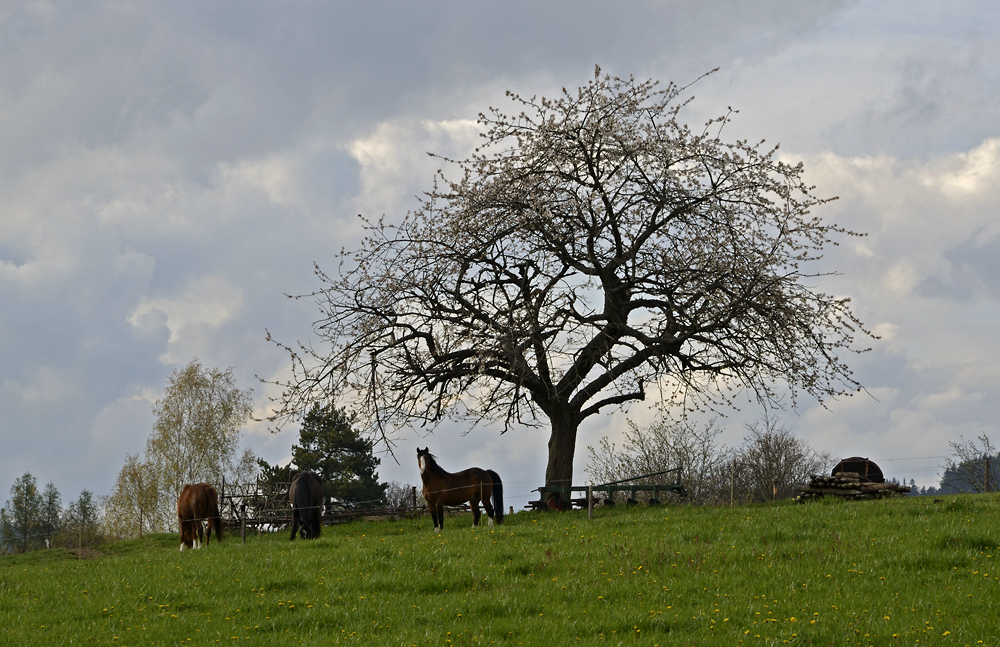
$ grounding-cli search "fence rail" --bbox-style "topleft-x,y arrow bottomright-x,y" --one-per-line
527,467 -> 687,510
217,479 -> 459,534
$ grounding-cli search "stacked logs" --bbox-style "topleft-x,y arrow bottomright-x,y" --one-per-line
794,472 -> 910,501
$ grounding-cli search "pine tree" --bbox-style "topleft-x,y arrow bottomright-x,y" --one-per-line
292,404 -> 386,507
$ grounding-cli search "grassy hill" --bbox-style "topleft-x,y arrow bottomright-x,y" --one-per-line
3,494 -> 999,645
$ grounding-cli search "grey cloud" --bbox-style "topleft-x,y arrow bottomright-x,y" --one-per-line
2,0 -> 995,504
921,231 -> 1000,302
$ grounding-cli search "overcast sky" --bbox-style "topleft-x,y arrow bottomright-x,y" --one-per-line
3,1 -> 999,511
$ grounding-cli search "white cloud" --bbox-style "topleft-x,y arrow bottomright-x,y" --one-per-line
8,366 -> 74,408
882,261 -> 918,297
88,390 -> 158,448
216,156 -> 300,208
926,137 -> 1000,198
871,322 -> 902,354
913,386 -> 984,412
347,119 -> 480,216
128,275 -> 244,364
802,139 -> 1000,303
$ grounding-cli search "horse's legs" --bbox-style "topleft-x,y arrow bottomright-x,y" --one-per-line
431,501 -> 443,532
290,510 -> 300,541
179,519 -> 196,551
310,514 -> 321,539
195,521 -> 205,549
205,518 -> 213,546
470,496 -> 482,527
482,494 -> 496,526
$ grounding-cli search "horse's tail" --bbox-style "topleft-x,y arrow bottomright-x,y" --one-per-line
212,512 -> 224,543
488,470 -> 504,524
210,492 -> 224,543
299,506 -> 315,538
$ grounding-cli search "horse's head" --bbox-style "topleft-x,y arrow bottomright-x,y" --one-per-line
417,447 -> 432,473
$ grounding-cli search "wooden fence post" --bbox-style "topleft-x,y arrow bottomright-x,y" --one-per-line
588,485 -> 593,520
730,461 -> 735,507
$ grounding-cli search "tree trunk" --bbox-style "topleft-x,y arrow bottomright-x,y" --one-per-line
544,409 -> 579,506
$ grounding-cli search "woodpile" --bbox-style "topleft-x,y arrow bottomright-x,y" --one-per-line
794,472 -> 910,501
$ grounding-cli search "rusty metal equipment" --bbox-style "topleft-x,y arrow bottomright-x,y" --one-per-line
832,456 -> 884,483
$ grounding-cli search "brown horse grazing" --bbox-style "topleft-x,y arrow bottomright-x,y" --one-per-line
417,447 -> 503,532
289,471 -> 324,540
177,483 -> 223,551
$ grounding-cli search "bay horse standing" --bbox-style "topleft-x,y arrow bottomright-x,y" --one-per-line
289,471 -> 324,540
177,483 -> 223,551
417,447 -> 504,532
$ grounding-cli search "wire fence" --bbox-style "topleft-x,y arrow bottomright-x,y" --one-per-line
218,478 -> 541,531
0,455 -> 974,555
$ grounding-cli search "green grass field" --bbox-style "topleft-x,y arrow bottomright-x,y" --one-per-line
3,494 -> 1000,646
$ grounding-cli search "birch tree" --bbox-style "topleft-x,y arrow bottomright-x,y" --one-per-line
105,360 -> 255,533
102,453 -> 160,537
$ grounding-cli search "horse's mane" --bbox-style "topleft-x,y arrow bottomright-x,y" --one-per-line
419,450 -> 448,478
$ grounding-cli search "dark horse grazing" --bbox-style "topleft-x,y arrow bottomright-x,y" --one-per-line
289,471 -> 324,540
177,483 -> 223,551
417,447 -> 503,532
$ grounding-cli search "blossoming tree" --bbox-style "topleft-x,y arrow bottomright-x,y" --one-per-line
269,68 -> 872,503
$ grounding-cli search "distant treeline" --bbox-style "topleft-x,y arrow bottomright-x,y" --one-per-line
0,472 -> 102,554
